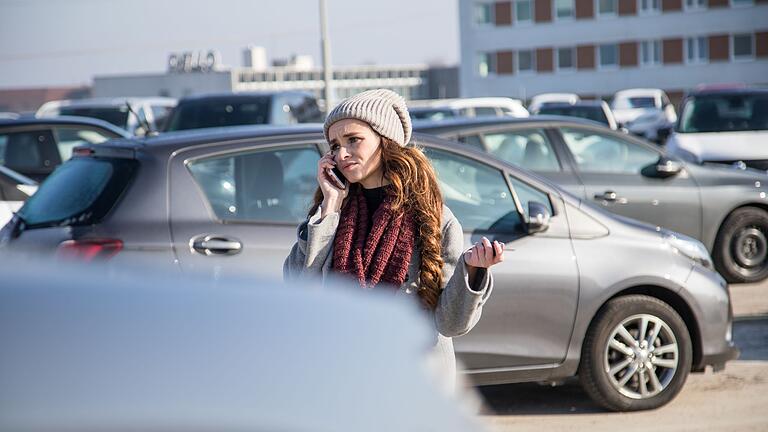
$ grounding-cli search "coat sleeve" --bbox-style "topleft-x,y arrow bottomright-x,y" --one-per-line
434,213 -> 493,338
283,207 -> 340,281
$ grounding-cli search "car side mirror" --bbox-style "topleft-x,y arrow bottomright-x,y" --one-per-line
527,201 -> 551,234
643,157 -> 683,178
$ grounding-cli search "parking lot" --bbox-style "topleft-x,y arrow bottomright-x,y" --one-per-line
480,280 -> 768,432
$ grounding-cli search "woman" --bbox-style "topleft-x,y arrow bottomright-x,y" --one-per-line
283,89 -> 504,389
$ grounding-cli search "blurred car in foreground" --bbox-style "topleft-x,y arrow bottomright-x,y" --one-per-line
528,92 -> 580,113
37,97 -> 176,136
415,116 -> 768,283
535,100 -> 618,130
0,262 -> 482,431
2,125 -> 737,411
0,116 -> 130,182
163,91 -> 322,132
666,87 -> 768,172
408,97 -> 529,120
611,88 -> 677,142
0,165 -> 36,227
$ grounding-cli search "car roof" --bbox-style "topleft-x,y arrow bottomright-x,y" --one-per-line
42,97 -> 177,108
613,88 -> 664,98
0,115 -> 132,137
538,101 -> 605,108
412,114 -> 605,131
177,91 -> 313,103
685,87 -> 768,97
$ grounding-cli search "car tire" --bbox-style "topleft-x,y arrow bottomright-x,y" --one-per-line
713,207 -> 768,284
579,295 -> 692,412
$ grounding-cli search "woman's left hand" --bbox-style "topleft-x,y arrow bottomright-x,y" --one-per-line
464,237 -> 504,269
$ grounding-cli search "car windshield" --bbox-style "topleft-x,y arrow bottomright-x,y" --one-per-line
613,96 -> 656,110
538,105 -> 609,126
165,97 -> 271,131
678,93 -> 768,133
59,107 -> 130,129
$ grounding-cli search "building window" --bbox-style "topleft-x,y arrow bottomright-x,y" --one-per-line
684,0 -> 706,9
555,0 -> 575,18
732,33 -> 755,60
516,0 -> 533,22
731,0 -> 754,6
639,0 -> 660,13
685,36 -> 708,64
518,50 -> 536,73
478,52 -> 496,77
598,44 -> 619,67
640,40 -> 662,66
474,2 -> 494,24
557,47 -> 576,70
597,0 -> 617,15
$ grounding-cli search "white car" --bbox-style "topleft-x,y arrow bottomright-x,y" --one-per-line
0,166 -> 37,227
528,92 -> 580,113
37,97 -> 177,136
666,88 -> 768,171
611,88 -> 677,142
409,97 -> 529,119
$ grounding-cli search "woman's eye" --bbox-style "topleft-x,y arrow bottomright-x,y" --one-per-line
330,144 -> 340,151
348,137 -> 359,144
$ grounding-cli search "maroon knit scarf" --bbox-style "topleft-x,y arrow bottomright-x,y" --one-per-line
332,186 -> 416,289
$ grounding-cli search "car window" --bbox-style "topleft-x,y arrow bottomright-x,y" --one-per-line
165,97 -> 271,131
457,134 -> 485,151
426,148 -> 522,234
474,107 -> 498,117
561,128 -> 659,174
0,129 -> 57,171
508,175 -> 553,216
150,105 -> 174,130
678,93 -> 768,133
188,146 -> 320,223
52,127 -> 112,162
481,129 -> 560,171
538,106 -> 609,126
59,107 -> 131,130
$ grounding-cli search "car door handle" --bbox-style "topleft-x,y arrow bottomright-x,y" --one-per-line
190,235 -> 242,256
594,191 -> 618,202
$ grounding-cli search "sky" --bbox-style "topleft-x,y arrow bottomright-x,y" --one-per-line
0,0 -> 459,89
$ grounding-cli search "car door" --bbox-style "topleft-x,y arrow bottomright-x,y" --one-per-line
555,126 -> 702,239
425,147 -> 579,370
169,138 -> 322,279
451,126 -> 586,199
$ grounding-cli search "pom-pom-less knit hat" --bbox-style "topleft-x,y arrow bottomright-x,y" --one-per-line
323,89 -> 412,147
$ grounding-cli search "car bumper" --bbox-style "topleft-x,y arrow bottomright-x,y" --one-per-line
701,343 -> 740,372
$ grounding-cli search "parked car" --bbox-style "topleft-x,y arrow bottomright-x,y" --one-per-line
415,116 -> 768,283
163,91 -> 323,132
0,262 -> 483,431
0,116 -> 131,182
37,97 -> 177,136
535,100 -> 619,130
528,93 -> 580,113
408,97 -> 529,119
1,125 -> 737,411
611,89 -> 677,142
0,165 -> 36,227
666,87 -> 768,173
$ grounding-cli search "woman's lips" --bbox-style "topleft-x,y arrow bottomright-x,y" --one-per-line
340,162 -> 358,171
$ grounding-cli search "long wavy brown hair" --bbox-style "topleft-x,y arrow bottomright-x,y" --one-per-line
308,136 -> 444,309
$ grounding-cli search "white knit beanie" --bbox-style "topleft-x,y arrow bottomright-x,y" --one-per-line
323,89 -> 412,146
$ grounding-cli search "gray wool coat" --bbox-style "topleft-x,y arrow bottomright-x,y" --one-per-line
283,204 -> 494,390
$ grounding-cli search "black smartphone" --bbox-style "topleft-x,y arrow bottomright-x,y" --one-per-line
326,166 -> 347,190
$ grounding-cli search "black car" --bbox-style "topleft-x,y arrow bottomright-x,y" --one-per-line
0,116 -> 130,182
164,91 -> 323,132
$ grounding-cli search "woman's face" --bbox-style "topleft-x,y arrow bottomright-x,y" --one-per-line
327,119 -> 385,188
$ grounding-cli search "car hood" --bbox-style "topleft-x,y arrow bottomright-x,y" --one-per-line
667,131 -> 768,162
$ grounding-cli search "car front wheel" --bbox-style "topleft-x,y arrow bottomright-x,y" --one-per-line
579,295 -> 692,411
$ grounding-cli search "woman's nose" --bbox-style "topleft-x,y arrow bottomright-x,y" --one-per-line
337,146 -> 350,160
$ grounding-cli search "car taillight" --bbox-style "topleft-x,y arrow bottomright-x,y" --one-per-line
57,238 -> 123,261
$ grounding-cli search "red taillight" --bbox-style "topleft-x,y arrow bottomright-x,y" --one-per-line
57,238 -> 123,261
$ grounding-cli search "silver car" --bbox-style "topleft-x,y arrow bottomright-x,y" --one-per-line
415,116 -> 768,284
2,125 -> 738,411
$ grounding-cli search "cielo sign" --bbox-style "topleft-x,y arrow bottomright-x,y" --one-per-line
168,51 -> 221,73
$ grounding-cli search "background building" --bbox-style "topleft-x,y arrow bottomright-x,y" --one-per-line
459,0 -> 768,103
92,47 -> 459,105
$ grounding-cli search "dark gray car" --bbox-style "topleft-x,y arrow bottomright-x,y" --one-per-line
2,125 -> 737,411
415,116 -> 768,284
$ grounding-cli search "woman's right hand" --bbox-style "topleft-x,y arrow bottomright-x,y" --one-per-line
317,152 -> 347,216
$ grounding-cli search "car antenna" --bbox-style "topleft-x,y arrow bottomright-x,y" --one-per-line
124,102 -> 157,137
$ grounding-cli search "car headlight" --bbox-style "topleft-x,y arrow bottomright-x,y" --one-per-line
664,233 -> 714,270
